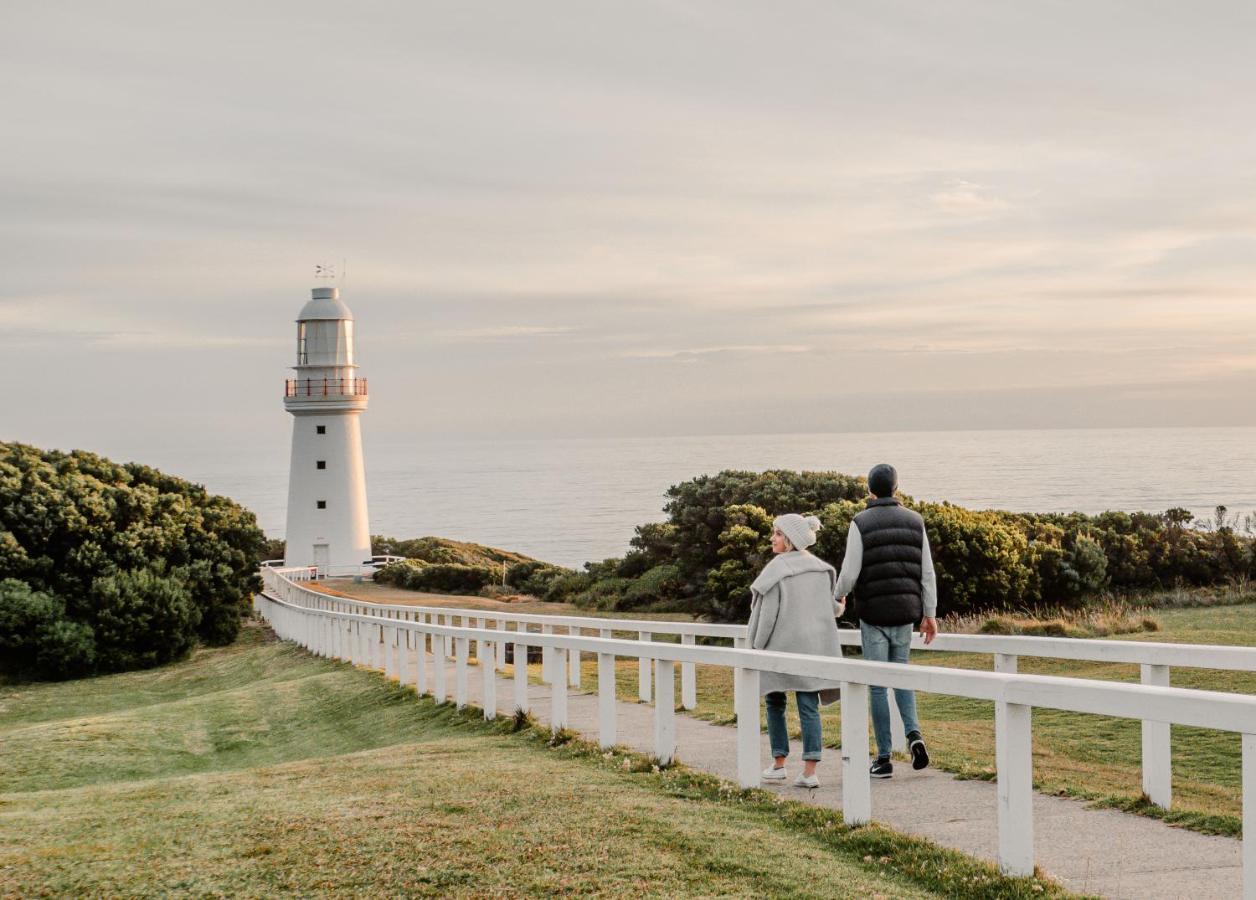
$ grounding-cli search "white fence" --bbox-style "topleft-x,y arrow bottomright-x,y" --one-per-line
262,566 -> 1256,812
253,586 -> 1256,892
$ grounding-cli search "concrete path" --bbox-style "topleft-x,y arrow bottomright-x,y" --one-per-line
423,654 -> 1241,899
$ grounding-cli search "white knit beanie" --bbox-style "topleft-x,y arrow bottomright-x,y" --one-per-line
774,513 -> 822,551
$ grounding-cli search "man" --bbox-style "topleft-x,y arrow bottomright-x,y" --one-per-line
835,463 -> 938,778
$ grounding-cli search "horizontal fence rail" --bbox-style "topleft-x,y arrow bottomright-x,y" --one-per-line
253,585 -> 1256,894
263,566 -> 1256,813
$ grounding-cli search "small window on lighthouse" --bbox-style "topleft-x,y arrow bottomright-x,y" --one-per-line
316,425 -> 326,435
316,460 -> 326,469
317,500 -> 327,509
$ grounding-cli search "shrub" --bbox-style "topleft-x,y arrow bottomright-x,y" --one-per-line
543,572 -> 593,603
400,562 -> 493,595
621,564 -> 682,609
915,503 -> 1033,616
571,577 -> 633,611
0,578 -> 96,680
0,443 -> 264,680
89,568 -> 199,670
506,561 -> 572,597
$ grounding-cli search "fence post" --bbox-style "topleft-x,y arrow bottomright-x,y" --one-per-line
542,624 -> 554,683
840,682 -> 871,826
552,647 -> 569,732
455,637 -> 469,709
433,635 -> 448,702
994,653 -> 1018,674
414,628 -> 427,695
681,634 -> 697,710
496,620 -> 508,671
568,627 -> 581,688
398,628 -> 411,686
655,658 -> 676,765
385,627 -> 398,680
598,649 -> 616,748
513,641 -> 529,714
1141,663 -> 1172,809
638,632 -> 652,702
734,666 -> 760,788
482,641 -> 497,720
995,699 -> 1034,876
1243,734 -> 1256,900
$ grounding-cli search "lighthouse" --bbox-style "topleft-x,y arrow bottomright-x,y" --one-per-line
282,286 -> 371,574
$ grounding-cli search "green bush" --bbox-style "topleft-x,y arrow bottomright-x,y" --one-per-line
506,560 -> 572,597
543,571 -> 593,603
622,564 -> 682,609
914,503 -> 1033,616
89,568 -> 198,671
375,560 -> 493,595
0,443 -> 264,681
571,576 -> 633,611
0,578 -> 95,680
562,469 -> 1256,623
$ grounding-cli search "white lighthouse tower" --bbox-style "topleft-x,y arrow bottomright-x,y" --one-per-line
282,286 -> 371,574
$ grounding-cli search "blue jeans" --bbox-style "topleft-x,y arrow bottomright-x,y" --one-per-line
860,622 -> 922,759
765,691 -> 823,761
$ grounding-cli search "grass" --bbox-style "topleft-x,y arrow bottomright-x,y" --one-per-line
0,622 -> 1069,898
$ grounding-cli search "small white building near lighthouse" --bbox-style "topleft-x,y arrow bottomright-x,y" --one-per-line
282,286 -> 371,573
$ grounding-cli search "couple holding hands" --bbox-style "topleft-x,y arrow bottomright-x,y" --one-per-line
746,463 -> 939,788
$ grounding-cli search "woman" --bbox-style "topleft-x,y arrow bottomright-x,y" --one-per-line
746,513 -> 845,788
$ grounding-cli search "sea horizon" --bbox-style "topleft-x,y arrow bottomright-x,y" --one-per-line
122,424 -> 1256,570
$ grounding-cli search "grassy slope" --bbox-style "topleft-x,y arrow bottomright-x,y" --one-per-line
0,624 -> 1063,898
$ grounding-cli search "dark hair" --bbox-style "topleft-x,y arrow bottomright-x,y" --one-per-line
867,463 -> 898,498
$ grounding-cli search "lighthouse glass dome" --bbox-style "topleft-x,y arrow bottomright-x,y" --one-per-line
295,287 -> 356,367
297,319 -> 355,366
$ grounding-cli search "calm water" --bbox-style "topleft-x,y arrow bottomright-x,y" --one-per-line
184,427 -> 1256,570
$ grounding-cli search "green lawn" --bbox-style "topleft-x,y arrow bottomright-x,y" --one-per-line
0,623 -> 1064,898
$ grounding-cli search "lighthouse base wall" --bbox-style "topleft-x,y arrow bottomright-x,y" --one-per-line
283,410 -> 371,573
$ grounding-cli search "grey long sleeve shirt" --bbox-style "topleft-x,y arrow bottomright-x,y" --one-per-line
833,523 -> 938,618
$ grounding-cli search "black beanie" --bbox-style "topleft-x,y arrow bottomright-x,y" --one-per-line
868,463 -> 898,498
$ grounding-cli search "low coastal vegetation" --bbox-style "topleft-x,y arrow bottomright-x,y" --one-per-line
0,442 -> 265,681
0,622 -> 1066,898
375,469 -> 1256,624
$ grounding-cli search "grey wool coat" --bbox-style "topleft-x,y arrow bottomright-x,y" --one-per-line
746,550 -> 844,697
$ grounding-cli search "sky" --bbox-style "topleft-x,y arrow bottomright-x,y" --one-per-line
3,1 -> 1256,469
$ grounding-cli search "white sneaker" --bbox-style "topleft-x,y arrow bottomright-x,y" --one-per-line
793,772 -> 819,788
761,765 -> 788,781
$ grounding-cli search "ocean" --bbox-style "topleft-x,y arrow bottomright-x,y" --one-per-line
182,427 -> 1256,570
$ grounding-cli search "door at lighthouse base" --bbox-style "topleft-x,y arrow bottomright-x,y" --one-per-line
313,544 -> 330,575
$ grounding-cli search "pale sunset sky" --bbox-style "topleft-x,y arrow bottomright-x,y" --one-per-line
3,1 -> 1255,465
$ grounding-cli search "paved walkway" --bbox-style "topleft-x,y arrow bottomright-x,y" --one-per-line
414,653 -> 1241,900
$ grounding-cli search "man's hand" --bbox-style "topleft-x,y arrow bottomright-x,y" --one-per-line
920,616 -> 938,645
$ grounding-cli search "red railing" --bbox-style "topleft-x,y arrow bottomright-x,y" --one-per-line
284,377 -> 368,398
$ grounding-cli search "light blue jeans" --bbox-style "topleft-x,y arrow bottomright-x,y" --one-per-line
765,690 -> 823,761
860,622 -> 922,759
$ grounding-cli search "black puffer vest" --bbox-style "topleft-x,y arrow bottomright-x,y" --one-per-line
853,498 -> 925,626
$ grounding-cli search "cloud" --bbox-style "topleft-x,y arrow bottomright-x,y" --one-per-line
930,179 -> 1012,216
430,325 -> 578,342
621,344 -> 814,360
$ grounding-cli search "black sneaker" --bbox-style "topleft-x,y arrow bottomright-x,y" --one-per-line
907,731 -> 930,771
869,757 -> 893,778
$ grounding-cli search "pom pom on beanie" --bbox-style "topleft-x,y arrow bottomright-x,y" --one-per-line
774,513 -> 822,551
